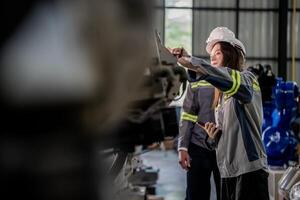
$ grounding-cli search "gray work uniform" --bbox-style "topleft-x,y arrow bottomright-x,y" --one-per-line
177,74 -> 221,200
177,80 -> 215,151
189,56 -> 267,178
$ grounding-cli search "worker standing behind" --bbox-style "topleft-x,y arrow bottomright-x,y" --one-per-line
177,67 -> 221,200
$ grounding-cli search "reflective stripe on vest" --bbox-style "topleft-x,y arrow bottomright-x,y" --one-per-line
181,112 -> 198,123
191,80 -> 211,89
224,70 -> 241,96
253,79 -> 260,91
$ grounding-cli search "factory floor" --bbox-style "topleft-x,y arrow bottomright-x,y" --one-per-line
141,149 -> 218,200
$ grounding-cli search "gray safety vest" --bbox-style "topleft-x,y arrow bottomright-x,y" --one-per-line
189,56 -> 267,178
177,79 -> 215,151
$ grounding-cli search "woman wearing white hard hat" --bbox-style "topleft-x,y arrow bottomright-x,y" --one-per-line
170,27 -> 269,200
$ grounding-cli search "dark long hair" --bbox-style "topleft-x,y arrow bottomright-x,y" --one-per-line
219,41 -> 245,71
212,41 -> 245,108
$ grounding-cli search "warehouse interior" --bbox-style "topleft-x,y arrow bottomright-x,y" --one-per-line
1,0 -> 300,200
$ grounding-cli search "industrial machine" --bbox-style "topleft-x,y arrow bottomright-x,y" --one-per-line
262,77 -> 299,167
0,1 -> 186,200
249,63 -> 299,167
103,30 -> 187,200
278,165 -> 300,200
248,64 -> 300,200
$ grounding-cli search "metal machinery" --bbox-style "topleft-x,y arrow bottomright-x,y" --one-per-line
270,79 -> 300,199
103,31 -> 187,200
278,165 -> 300,200
0,1 -> 187,200
248,64 -> 300,200
248,64 -> 300,167
262,77 -> 299,167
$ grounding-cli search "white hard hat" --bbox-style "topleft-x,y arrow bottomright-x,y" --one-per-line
206,27 -> 246,56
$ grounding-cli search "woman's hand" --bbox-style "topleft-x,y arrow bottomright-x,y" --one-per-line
168,47 -> 205,74
198,122 -> 220,139
168,47 -> 193,67
169,47 -> 190,58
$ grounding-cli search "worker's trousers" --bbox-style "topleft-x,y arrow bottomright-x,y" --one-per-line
221,169 -> 269,200
186,142 -> 221,200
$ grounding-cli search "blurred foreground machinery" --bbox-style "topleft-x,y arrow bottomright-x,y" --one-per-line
0,0 -> 186,200
111,30 -> 187,151
102,31 -> 187,200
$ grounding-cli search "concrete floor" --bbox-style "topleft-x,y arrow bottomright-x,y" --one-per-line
141,149 -> 217,200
